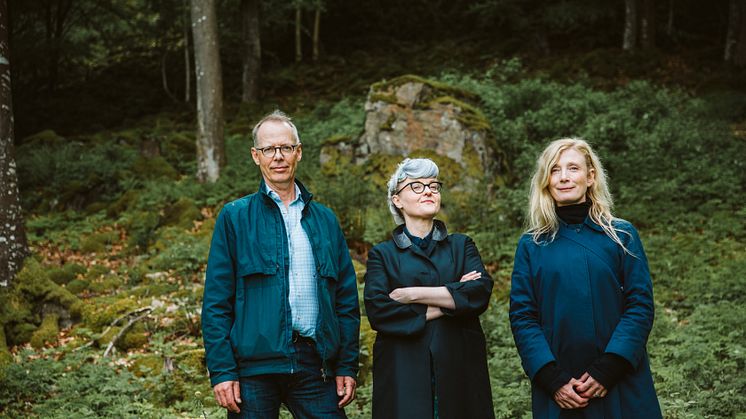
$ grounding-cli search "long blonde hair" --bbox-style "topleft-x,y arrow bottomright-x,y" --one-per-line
526,138 -> 630,252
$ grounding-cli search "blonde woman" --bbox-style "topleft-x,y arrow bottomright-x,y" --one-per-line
364,158 -> 494,419
509,139 -> 662,418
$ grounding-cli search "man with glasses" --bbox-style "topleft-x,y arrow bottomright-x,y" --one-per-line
202,110 -> 360,418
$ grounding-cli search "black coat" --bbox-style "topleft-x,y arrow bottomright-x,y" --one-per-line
364,221 -> 495,419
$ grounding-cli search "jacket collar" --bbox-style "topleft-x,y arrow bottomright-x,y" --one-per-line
393,219 -> 448,249
259,178 -> 313,204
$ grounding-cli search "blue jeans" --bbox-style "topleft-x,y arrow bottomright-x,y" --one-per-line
228,337 -> 347,419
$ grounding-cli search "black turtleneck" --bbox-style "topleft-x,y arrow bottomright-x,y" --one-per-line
555,200 -> 591,224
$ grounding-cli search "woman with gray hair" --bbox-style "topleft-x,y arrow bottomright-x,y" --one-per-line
364,158 -> 495,419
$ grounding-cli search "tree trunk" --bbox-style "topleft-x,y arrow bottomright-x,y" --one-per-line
45,0 -> 73,93
666,0 -> 674,38
0,0 -> 28,287
161,50 -> 178,103
312,7 -> 320,62
295,6 -> 302,63
183,0 -> 191,103
623,0 -> 638,50
190,0 -> 225,183
736,1 -> 746,67
241,0 -> 261,103
725,0 -> 746,66
640,0 -> 656,49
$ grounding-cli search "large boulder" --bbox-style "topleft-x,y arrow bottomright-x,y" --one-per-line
321,75 -> 507,188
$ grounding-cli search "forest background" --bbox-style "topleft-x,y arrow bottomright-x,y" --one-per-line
0,0 -> 745,418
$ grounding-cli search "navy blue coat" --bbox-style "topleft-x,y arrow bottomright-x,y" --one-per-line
364,221 -> 495,419
510,218 -> 662,418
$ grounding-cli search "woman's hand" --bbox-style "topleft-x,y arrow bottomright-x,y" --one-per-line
553,377 -> 589,409
426,305 -> 444,321
389,288 -> 416,304
460,270 -> 481,282
575,372 -> 608,399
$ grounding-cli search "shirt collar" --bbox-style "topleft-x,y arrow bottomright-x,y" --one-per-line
265,182 -> 304,206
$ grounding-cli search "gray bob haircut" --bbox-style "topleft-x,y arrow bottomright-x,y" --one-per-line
387,158 -> 440,224
251,110 -> 301,147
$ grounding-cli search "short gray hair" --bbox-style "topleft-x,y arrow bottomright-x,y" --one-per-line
251,110 -> 301,147
387,158 -> 440,224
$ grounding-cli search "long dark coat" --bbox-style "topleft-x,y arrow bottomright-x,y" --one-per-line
510,218 -> 662,418
364,221 -> 495,419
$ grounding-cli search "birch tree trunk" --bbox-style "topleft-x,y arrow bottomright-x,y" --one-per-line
190,0 -> 225,183
295,7 -> 302,63
623,0 -> 638,50
241,0 -> 261,103
0,0 -> 28,287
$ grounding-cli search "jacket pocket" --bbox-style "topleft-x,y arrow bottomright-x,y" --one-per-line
231,278 -> 285,361
316,240 -> 338,281
237,260 -> 278,289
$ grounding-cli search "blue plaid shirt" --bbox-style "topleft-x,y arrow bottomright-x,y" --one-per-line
266,183 -> 318,338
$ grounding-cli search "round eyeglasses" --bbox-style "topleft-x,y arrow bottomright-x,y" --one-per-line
256,144 -> 301,157
395,181 -> 443,195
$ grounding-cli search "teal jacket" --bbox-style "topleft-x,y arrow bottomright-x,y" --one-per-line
202,180 -> 360,386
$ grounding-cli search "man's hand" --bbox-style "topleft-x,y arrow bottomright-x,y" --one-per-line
336,376 -> 357,407
214,380 -> 241,413
553,377 -> 589,409
460,270 -> 481,282
389,288 -> 416,304
575,372 -> 608,399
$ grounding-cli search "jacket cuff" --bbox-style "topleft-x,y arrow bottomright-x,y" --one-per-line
440,282 -> 468,316
586,353 -> 633,390
210,371 -> 240,387
333,368 -> 357,381
533,362 -> 572,395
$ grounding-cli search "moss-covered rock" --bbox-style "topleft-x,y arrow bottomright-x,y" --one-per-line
8,323 -> 37,346
13,258 -> 84,321
88,275 -> 123,294
48,263 -> 86,285
119,322 -> 149,351
130,354 -> 164,377
175,349 -> 206,373
335,74 -> 507,193
30,313 -> 60,349
81,297 -> 139,331
66,278 -> 90,295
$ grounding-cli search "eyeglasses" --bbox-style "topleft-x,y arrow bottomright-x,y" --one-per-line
395,181 -> 443,195
255,144 -> 301,157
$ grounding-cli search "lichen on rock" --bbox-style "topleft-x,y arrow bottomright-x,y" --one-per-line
319,74 -> 507,191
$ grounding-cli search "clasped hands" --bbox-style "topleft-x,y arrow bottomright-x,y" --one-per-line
553,372 -> 607,410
